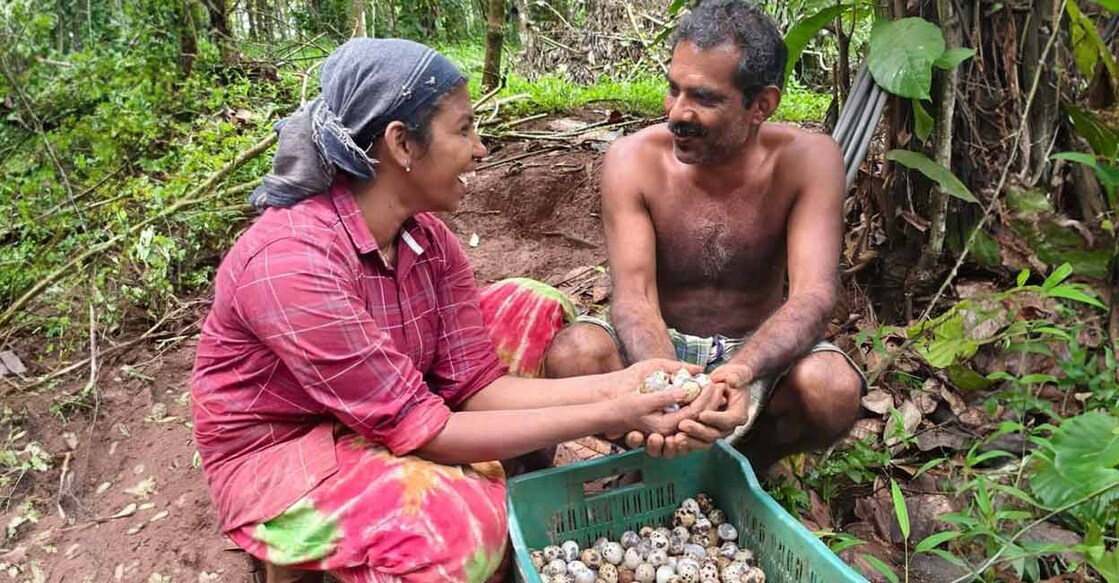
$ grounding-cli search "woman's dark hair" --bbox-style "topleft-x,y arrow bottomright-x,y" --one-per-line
672,0 -> 787,107
390,77 -> 469,156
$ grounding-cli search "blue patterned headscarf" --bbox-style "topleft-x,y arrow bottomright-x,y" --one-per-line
249,38 -> 466,209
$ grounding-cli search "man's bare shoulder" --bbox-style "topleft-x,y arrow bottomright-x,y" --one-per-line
767,124 -> 841,163
604,123 -> 673,168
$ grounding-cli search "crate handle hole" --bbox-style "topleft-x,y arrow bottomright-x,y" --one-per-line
583,470 -> 643,497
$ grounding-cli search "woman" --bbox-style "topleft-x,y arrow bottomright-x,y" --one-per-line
191,38 -> 703,583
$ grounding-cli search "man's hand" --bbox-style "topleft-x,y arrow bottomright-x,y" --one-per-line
696,363 -> 760,435
623,374 -> 726,458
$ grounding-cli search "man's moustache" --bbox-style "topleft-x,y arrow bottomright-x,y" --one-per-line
668,121 -> 706,138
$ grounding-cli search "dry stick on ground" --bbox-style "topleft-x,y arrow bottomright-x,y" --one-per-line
0,133 -> 277,331
475,146 -> 568,171
866,2 -> 1064,387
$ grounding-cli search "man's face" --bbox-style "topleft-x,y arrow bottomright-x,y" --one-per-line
664,41 -> 752,165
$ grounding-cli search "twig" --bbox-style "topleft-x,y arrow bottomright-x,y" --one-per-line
542,231 -> 598,249
86,293 -> 100,433
56,451 -> 71,521
0,133 -> 277,330
475,146 -> 567,171
867,2 -> 1065,385
482,112 -> 548,129
472,79 -> 505,112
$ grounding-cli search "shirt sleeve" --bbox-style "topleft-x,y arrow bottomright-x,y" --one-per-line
426,224 -> 508,409
232,236 -> 451,456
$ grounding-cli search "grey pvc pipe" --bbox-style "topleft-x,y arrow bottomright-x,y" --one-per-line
845,86 -> 888,189
833,65 -> 870,148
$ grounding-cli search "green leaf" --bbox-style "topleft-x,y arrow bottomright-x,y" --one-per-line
826,533 -> 868,554
1047,284 -> 1108,309
1066,1 -> 1119,81
913,99 -> 934,143
1016,269 -> 1030,287
1052,151 -> 1101,168
948,364 -> 994,391
861,554 -> 900,583
1067,1 -> 1100,79
933,47 -> 976,69
1065,105 -> 1119,160
1029,412 -> 1119,524
919,337 -> 978,368
867,18 -> 946,99
784,4 -> 855,81
927,548 -> 969,568
1088,547 -> 1119,583
886,150 -> 977,203
1089,0 -> 1119,11
890,479 -> 910,540
915,530 -> 961,553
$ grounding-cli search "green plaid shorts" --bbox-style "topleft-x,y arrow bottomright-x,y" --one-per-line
575,312 -> 867,441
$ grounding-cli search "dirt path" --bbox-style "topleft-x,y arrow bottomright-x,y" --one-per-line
0,144 -> 610,582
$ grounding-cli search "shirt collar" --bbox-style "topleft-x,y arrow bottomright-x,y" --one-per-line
329,176 -> 428,258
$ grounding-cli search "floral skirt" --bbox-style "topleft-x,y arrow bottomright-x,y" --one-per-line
227,278 -> 575,582
228,434 -> 509,583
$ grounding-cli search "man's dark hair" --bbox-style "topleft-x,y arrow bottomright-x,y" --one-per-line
672,0 -> 788,107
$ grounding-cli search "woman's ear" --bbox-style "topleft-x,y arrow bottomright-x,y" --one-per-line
381,120 -> 412,169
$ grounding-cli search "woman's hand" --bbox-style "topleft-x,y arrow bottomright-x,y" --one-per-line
601,358 -> 703,401
624,379 -> 727,458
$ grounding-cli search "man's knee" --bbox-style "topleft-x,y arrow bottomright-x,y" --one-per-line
543,323 -> 623,378
785,351 -> 863,440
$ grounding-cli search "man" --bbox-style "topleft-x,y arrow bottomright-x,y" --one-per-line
543,0 -> 864,471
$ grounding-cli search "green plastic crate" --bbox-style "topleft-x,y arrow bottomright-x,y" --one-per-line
506,441 -> 867,582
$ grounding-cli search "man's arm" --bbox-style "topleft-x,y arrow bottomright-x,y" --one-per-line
601,136 -> 677,362
725,134 -> 845,382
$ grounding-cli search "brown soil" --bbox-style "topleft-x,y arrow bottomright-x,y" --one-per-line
0,135 -> 615,582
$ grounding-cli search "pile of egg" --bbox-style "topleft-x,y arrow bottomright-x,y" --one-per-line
527,493 -> 765,583
639,368 -> 711,412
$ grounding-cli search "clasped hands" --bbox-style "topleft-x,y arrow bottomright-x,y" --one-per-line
605,358 -> 756,458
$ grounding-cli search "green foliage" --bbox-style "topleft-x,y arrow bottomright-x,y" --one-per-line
1029,412 -> 1119,527
906,264 -> 1106,371
868,18 -> 945,100
783,3 -> 856,82
886,150 -> 977,203
1066,1 -> 1119,82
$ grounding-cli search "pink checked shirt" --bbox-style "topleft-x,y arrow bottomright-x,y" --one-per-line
191,178 -> 507,532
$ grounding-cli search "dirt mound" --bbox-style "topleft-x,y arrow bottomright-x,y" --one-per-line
445,143 -> 608,287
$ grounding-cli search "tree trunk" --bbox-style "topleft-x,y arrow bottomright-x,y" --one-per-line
481,0 -> 505,91
351,0 -> 366,37
835,15 -> 851,102
388,0 -> 397,36
204,0 -> 237,64
247,0 -> 258,41
512,0 -> 532,59
179,0 -> 198,77
1021,0 -> 1060,186
366,0 -> 376,37
916,0 -> 961,274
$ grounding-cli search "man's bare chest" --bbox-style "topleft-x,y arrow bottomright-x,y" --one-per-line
649,193 -> 789,288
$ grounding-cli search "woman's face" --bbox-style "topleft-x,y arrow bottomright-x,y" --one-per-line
408,85 -> 487,213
